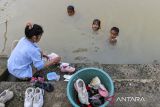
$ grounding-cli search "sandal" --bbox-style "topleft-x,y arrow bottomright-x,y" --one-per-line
34,82 -> 54,92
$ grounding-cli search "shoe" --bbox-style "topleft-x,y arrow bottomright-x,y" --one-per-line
60,63 -> 75,73
31,77 -> 44,83
0,103 -> 5,107
24,87 -> 35,107
64,79 -> 70,82
35,82 -> 54,92
89,76 -> 101,89
63,75 -> 72,81
98,84 -> 108,97
74,79 -> 89,105
47,53 -> 59,61
30,77 -> 38,83
63,74 -> 73,82
63,74 -> 73,80
0,90 -> 13,104
33,88 -> 44,107
47,53 -> 61,64
90,99 -> 102,106
90,94 -> 101,100
37,77 -> 45,83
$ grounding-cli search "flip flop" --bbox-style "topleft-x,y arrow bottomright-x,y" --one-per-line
30,77 -> 38,83
34,82 -> 54,92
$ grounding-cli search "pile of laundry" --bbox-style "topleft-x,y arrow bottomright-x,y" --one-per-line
74,77 -> 109,107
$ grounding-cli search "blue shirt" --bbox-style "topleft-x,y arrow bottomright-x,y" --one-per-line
7,37 -> 44,78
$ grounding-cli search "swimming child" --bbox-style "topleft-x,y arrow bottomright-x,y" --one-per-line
92,19 -> 101,31
67,5 -> 75,16
109,27 -> 119,44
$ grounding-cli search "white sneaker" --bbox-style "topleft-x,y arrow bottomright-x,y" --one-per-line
0,103 -> 5,107
33,88 -> 44,107
0,90 -> 13,104
74,79 -> 90,105
24,87 -> 35,107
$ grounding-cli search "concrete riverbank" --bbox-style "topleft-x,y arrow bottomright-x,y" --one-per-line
0,57 -> 160,107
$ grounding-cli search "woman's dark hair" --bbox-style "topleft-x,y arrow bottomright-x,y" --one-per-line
111,27 -> 119,34
93,19 -> 101,28
67,5 -> 74,11
25,24 -> 44,39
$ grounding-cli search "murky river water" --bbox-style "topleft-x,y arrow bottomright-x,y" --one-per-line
0,0 -> 160,64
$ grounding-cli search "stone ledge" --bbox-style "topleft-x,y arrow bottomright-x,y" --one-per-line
0,57 -> 160,107
0,80 -> 160,107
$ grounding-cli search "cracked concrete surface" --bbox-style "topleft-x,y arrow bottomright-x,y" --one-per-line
0,57 -> 160,107
0,20 -> 8,54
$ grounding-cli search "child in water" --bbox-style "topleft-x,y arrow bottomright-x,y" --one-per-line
109,27 -> 119,44
67,5 -> 75,16
92,19 -> 101,31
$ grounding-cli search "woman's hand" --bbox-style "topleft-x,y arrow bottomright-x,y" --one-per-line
40,51 -> 49,60
43,54 -> 49,60
44,56 -> 61,68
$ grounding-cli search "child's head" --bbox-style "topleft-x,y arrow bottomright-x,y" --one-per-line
25,22 -> 44,43
92,19 -> 101,31
67,5 -> 75,16
110,27 -> 119,38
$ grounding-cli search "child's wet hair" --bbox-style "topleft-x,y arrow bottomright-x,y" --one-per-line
25,24 -> 44,39
111,27 -> 119,34
93,19 -> 101,28
67,5 -> 74,11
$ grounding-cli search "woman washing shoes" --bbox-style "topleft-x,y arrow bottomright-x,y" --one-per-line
7,22 -> 61,82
